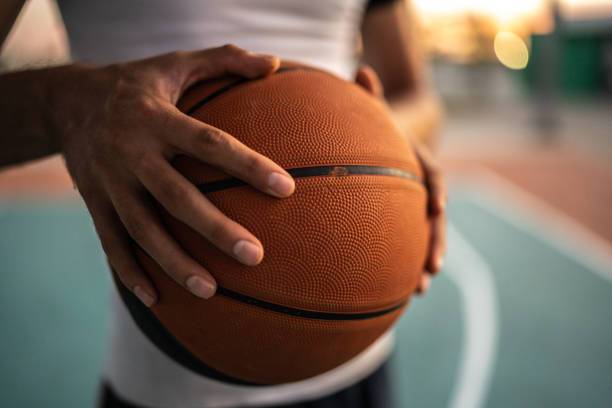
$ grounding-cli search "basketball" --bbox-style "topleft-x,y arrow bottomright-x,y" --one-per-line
114,62 -> 430,385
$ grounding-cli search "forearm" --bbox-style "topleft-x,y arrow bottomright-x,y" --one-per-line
361,1 -> 443,147
0,67 -> 61,167
388,90 -> 444,148
0,0 -> 25,45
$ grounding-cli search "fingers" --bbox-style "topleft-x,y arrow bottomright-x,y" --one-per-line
85,195 -> 158,307
202,44 -> 280,78
104,177 -> 218,300
354,65 -> 384,99
415,274 -> 431,296
426,212 -> 446,275
65,45 -> 288,306
168,110 -> 295,198
416,216 -> 444,296
412,140 -> 446,275
135,155 -> 265,266
176,44 -> 281,92
410,141 -> 446,300
416,215 -> 446,295
414,141 -> 446,216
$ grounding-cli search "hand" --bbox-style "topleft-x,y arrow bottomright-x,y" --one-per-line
410,140 -> 446,295
355,65 -> 446,295
48,45 -> 295,307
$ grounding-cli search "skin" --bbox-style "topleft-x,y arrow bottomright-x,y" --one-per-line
0,46 -> 295,306
0,0 -> 24,45
0,0 -> 445,306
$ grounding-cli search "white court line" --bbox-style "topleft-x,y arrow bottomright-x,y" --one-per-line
449,166 -> 612,284
445,224 -> 499,408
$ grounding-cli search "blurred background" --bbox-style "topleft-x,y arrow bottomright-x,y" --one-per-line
1,0 -> 611,407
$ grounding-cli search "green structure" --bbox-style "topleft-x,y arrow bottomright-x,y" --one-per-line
525,17 -> 612,97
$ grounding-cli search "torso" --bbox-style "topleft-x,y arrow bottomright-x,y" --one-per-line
56,0 -> 394,405
57,0 -> 369,79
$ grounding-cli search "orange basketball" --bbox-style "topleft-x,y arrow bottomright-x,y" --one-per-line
114,63 -> 429,385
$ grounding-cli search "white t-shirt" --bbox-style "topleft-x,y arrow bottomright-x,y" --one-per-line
56,0 -> 396,406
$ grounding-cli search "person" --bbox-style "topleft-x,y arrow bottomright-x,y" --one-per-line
0,0 -> 446,406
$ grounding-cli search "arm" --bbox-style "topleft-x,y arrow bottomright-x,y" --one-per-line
0,0 -> 24,45
0,0 -> 60,166
360,0 -> 446,292
361,0 -> 443,148
0,67 -> 62,166
1,13 -> 295,307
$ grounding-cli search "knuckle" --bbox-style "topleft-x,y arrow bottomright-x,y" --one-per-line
206,220 -> 231,245
125,149 -> 153,178
109,132 -> 130,158
106,128 -> 146,164
242,154 -> 265,176
114,136 -> 157,175
158,180 -> 188,206
134,151 -> 156,173
221,43 -> 243,55
134,94 -> 159,116
105,80 -> 159,121
123,216 -> 149,244
170,49 -> 189,60
193,128 -> 228,153
104,67 -> 134,107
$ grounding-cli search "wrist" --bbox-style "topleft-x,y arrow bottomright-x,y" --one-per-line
43,63 -> 96,152
0,64 -> 96,167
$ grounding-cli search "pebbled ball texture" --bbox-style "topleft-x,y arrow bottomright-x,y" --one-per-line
126,62 -> 430,385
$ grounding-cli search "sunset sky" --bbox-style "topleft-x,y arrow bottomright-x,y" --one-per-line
413,0 -> 612,23
411,0 -> 612,65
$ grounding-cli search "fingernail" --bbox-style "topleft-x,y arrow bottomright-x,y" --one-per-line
439,196 -> 447,211
436,257 -> 444,271
268,172 -> 295,197
233,240 -> 263,265
134,286 -> 155,307
186,276 -> 216,299
418,275 -> 430,294
423,275 -> 431,289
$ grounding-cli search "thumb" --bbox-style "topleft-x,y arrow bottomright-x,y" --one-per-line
175,44 -> 280,93
355,65 -> 384,100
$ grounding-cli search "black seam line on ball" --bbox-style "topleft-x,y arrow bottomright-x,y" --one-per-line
112,269 -> 263,386
216,287 -> 407,320
197,165 -> 423,194
184,66 -> 313,115
113,267 -> 404,386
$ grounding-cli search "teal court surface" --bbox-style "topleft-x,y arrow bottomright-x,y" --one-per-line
1,167 -> 612,408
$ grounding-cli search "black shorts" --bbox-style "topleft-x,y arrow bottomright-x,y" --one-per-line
99,360 -> 392,408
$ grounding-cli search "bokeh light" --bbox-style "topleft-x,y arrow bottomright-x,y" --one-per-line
493,31 -> 529,69
412,0 -> 543,23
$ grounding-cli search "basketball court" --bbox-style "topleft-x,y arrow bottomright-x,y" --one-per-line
2,1 -> 612,406
1,94 -> 611,407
